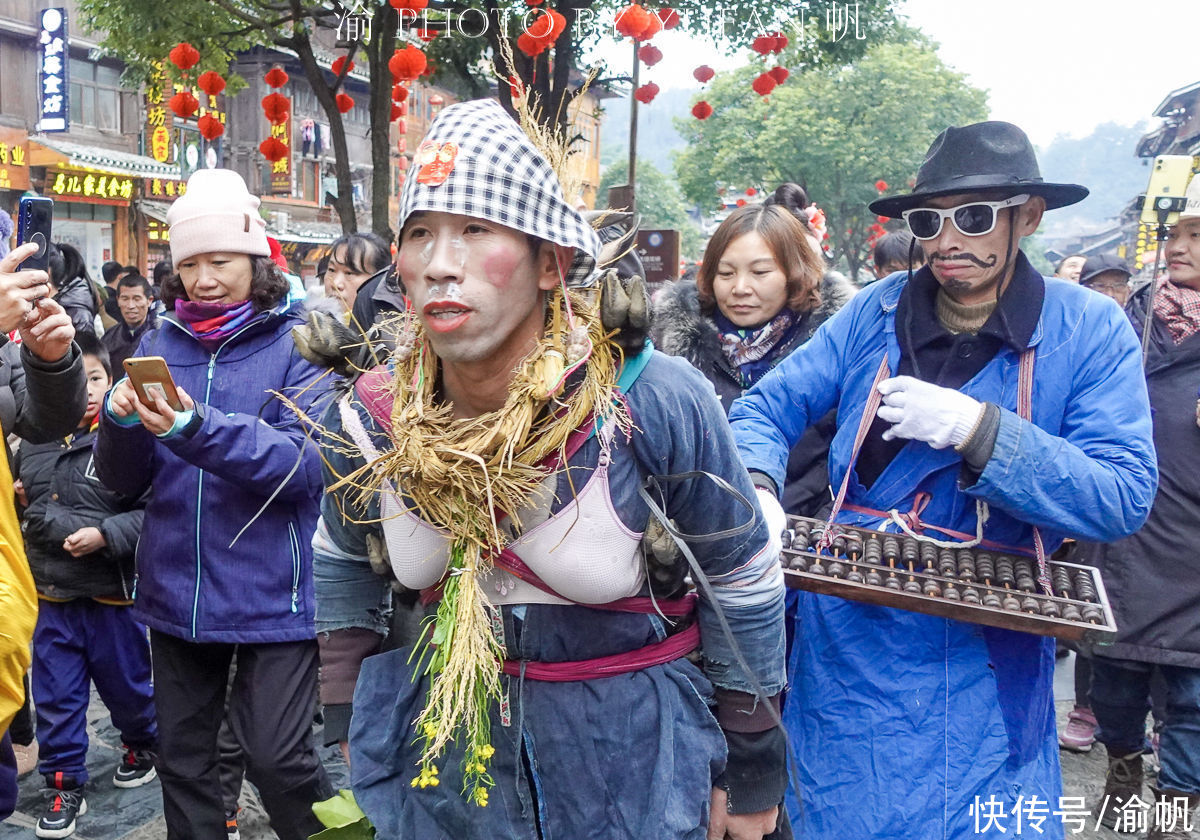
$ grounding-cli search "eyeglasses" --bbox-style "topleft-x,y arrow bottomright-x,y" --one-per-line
902,194 -> 1030,240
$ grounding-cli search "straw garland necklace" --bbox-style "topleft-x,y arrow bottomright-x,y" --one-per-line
347,278 -> 628,804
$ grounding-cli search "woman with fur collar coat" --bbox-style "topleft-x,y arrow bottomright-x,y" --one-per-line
652,203 -> 855,516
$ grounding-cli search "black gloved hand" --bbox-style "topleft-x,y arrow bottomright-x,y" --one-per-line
599,269 -> 651,357
292,310 -> 370,379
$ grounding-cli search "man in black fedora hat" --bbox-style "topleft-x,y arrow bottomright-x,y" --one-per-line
727,121 -> 1158,839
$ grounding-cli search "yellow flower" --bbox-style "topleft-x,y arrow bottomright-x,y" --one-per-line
473,787 -> 489,807
479,744 -> 495,760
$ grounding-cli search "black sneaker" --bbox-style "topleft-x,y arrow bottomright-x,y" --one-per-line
226,808 -> 242,840
35,787 -> 87,839
112,745 -> 157,788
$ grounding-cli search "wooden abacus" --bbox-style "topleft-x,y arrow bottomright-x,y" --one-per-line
780,515 -> 1116,642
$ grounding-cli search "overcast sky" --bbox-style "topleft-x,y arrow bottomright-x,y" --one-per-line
589,0 -> 1199,148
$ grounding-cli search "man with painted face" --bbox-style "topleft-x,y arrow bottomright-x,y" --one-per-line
728,121 -> 1159,840
312,100 -> 787,840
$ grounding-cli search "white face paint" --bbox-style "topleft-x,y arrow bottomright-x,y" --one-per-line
415,236 -> 468,271
426,281 -> 465,302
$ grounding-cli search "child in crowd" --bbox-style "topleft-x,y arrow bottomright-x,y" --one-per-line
15,333 -> 156,839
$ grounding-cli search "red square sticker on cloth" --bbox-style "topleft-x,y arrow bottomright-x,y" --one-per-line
416,141 -> 458,186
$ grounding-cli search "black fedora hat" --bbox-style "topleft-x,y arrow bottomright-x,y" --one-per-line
870,121 -> 1089,218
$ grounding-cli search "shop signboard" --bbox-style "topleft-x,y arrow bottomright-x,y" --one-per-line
37,8 -> 69,132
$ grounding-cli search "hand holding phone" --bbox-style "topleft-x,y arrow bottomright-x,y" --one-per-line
0,244 -> 52,332
123,356 -> 186,412
16,196 -> 54,272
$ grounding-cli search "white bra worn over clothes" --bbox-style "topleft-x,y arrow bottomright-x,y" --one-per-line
339,397 -> 646,608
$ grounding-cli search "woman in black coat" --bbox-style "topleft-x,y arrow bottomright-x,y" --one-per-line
651,198 -> 854,516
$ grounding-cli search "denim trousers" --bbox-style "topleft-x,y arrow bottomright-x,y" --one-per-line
1090,656 -> 1200,794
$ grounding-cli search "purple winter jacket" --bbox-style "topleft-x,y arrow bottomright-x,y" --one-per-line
94,299 -> 331,643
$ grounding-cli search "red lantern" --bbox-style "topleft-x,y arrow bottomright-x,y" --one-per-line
736,198 -> 747,207
752,73 -> 776,96
657,7 -> 680,29
389,45 -> 427,82
693,65 -> 715,84
335,93 -> 355,113
633,82 -> 659,104
390,103 -> 403,122
691,101 -> 713,120
392,84 -> 409,103
397,101 -> 408,117
768,66 -> 789,84
388,0 -> 428,9
638,45 -> 663,67
416,28 -> 439,42
746,187 -> 757,197
331,56 -> 354,76
258,137 -> 287,163
261,92 -> 290,125
197,71 -> 226,97
398,156 -> 409,171
640,13 -> 662,40
264,66 -> 289,88
614,4 -> 652,39
397,118 -> 407,133
526,9 -> 566,43
197,113 -> 224,140
773,32 -> 789,53
168,42 -> 200,71
875,180 -> 889,192
751,35 -> 775,56
167,91 -> 199,119
517,32 -> 548,58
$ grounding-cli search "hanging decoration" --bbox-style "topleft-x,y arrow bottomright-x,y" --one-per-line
258,137 -> 287,163
264,66 -> 289,88
331,56 -> 354,76
389,45 -> 427,82
392,84 -> 410,103
388,0 -> 428,9
768,66 -> 789,85
693,65 -> 715,84
417,28 -> 440,43
197,112 -> 224,141
691,101 -> 713,120
633,82 -> 659,104
261,92 -> 290,125
752,73 -> 776,97
197,71 -> 226,97
167,91 -> 199,119
335,93 -> 355,114
637,44 -> 663,67
614,4 -> 661,41
168,42 -> 200,71
657,7 -> 680,28
745,187 -> 757,197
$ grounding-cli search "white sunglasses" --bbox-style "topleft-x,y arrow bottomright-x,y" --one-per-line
902,194 -> 1030,240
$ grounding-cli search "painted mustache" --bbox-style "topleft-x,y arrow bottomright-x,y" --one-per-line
931,252 -> 997,269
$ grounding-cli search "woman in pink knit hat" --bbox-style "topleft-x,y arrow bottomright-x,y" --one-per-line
94,169 -> 334,840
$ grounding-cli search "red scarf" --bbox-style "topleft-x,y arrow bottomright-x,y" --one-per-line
1153,279 -> 1200,344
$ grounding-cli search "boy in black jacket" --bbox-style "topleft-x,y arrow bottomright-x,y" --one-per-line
15,334 -> 156,839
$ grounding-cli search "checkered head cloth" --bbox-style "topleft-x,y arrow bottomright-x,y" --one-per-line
398,99 -> 601,287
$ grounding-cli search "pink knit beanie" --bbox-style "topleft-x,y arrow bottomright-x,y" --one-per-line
167,169 -> 269,264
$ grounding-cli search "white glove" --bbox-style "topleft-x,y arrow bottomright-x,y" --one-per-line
877,376 -> 984,450
755,487 -> 787,560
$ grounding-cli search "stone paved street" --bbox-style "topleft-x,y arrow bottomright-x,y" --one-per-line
1,651 -> 1193,838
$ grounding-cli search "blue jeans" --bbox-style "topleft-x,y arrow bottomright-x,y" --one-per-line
1090,656 -> 1200,794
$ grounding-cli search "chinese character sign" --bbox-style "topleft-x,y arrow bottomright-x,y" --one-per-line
37,8 -> 69,132
0,128 -> 31,190
49,168 -> 134,203
269,104 -> 293,196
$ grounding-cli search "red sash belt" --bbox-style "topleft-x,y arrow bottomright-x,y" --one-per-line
502,621 -> 700,682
